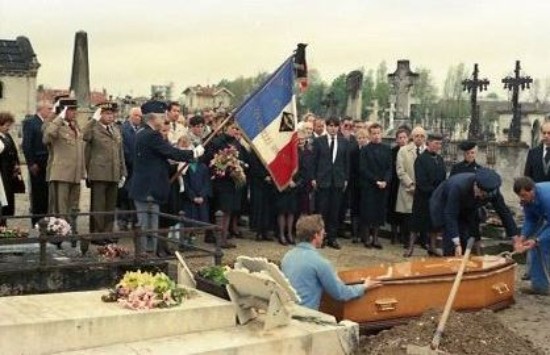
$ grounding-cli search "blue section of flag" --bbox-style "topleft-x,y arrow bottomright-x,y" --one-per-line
234,58 -> 294,141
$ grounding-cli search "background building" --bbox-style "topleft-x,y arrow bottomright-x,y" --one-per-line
182,85 -> 234,113
0,36 -> 40,120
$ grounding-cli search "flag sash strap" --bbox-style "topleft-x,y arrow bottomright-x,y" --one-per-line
234,56 -> 299,191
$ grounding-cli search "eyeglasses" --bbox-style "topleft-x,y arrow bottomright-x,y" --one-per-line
343,124 -> 352,128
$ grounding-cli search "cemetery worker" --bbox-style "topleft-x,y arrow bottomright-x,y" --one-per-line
281,214 -> 382,310
524,121 -> 550,183
83,101 -> 127,246
408,133 -> 446,257
129,100 -> 204,256
430,168 -> 518,257
22,100 -> 54,225
166,101 -> 187,144
311,116 -> 350,250
0,112 -> 22,226
512,176 -> 550,295
43,96 -> 85,224
358,123 -> 392,249
450,141 -> 482,176
396,126 -> 426,253
117,107 -> 142,230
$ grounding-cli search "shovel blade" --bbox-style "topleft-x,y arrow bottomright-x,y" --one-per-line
406,344 -> 448,355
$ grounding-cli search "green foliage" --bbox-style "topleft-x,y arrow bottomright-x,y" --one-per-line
411,67 -> 438,126
361,69 -> 376,117
217,72 -> 269,106
374,61 -> 390,109
327,74 -> 348,117
197,266 -> 228,286
439,63 -> 470,127
299,68 -> 326,115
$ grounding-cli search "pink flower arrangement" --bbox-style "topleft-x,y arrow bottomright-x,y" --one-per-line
97,244 -> 130,259
35,217 -> 72,237
210,145 -> 247,187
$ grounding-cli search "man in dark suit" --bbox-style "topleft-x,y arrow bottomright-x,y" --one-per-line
525,122 -> 550,183
311,117 -> 349,249
22,100 -> 53,225
129,100 -> 204,256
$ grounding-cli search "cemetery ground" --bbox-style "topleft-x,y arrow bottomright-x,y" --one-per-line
6,188 -> 550,354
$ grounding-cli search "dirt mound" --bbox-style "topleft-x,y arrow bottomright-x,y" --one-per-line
358,309 -> 543,355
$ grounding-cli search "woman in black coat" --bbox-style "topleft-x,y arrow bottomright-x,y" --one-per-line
358,123 -> 392,249
203,122 -> 244,249
408,134 -> 446,256
0,112 -> 21,226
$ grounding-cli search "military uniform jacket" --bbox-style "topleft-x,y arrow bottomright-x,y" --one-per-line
82,120 -> 126,182
129,125 -> 194,204
42,116 -> 85,184
430,173 -> 518,240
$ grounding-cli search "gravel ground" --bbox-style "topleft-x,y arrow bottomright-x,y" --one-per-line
8,186 -> 550,354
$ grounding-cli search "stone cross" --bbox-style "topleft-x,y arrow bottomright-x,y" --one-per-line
388,60 -> 419,127
366,99 -> 379,123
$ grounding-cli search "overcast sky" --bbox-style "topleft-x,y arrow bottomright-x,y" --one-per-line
1,0 -> 549,98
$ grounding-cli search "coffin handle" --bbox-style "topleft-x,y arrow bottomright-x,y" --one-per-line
375,298 -> 398,312
492,282 -> 510,295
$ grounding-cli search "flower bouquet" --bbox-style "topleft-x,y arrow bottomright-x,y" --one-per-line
101,270 -> 196,310
97,244 -> 130,259
0,226 -> 29,239
210,146 -> 247,187
35,217 -> 72,237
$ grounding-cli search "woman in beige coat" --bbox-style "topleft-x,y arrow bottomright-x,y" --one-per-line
395,126 -> 426,255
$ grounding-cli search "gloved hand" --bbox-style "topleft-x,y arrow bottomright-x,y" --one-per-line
118,176 -> 126,188
193,144 -> 205,159
92,107 -> 101,121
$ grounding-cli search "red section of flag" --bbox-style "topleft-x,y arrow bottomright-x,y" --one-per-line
267,132 -> 299,190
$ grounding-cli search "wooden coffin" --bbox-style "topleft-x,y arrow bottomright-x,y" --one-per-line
320,256 -> 516,329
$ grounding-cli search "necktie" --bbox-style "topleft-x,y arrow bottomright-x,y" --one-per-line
545,147 -> 550,164
172,122 -> 176,131
329,136 -> 335,162
416,146 -> 421,156
107,125 -> 112,136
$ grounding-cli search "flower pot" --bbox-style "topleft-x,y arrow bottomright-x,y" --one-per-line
194,274 -> 229,300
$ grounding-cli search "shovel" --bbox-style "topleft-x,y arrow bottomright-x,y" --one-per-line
407,237 -> 475,355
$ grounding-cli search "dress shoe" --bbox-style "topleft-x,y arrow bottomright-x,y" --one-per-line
278,236 -> 288,246
371,242 -> 383,250
220,242 -> 237,249
229,230 -> 243,238
521,273 -> 531,281
519,286 -> 549,296
327,241 -> 341,250
285,235 -> 296,245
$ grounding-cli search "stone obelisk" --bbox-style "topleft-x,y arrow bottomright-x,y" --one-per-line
69,31 -> 93,125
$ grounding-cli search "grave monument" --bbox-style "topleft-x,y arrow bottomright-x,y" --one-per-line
388,60 -> 418,128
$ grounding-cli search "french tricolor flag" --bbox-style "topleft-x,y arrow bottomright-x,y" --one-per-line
235,57 -> 299,191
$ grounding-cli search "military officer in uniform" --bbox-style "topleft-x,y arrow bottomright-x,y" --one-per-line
43,96 -> 85,248
129,100 -> 204,256
83,101 -> 127,246
430,168 -> 518,256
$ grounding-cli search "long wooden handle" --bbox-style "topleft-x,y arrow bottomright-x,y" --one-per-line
431,237 -> 475,350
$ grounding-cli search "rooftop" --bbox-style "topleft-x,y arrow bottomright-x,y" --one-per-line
0,36 -> 40,75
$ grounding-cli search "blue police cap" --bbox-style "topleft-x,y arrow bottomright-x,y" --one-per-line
141,100 -> 167,115
475,168 -> 501,193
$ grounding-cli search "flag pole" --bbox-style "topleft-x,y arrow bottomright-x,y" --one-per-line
169,113 -> 233,183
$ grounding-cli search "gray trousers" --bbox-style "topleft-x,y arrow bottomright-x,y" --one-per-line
48,181 -> 81,215
134,200 -> 159,253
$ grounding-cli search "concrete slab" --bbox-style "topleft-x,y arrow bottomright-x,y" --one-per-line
56,314 -> 359,355
0,289 -> 235,355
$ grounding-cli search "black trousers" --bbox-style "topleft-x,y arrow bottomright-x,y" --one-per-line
316,186 -> 344,242
28,162 -> 49,225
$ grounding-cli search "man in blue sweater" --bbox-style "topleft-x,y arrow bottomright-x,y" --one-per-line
281,214 -> 382,310
513,176 -> 550,295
